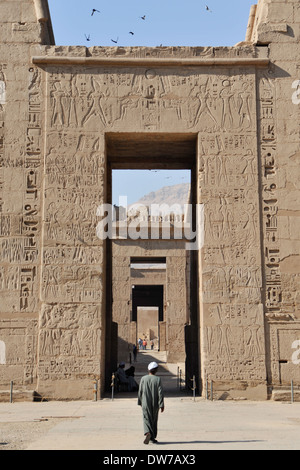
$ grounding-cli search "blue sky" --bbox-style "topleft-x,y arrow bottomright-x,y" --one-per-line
48,0 -> 257,205
48,0 -> 256,47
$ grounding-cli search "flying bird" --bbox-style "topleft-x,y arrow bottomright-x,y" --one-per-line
129,32 -> 134,35
205,5 -> 212,12
140,15 -> 146,20
91,9 -> 100,15
85,34 -> 91,41
111,37 -> 119,44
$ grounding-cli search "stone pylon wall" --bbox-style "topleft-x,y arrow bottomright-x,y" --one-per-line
251,0 -> 300,389
0,0 -> 55,397
197,68 -> 266,395
0,0 -> 300,400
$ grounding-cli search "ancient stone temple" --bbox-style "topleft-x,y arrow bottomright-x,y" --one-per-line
0,0 -> 300,401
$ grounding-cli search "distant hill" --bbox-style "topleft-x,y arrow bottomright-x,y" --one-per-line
114,183 -> 191,221
133,183 -> 191,213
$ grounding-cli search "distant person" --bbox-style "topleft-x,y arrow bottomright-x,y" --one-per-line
150,340 -> 154,350
143,339 -> 147,350
138,361 -> 164,444
133,344 -> 137,362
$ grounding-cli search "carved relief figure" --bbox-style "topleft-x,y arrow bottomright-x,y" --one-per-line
191,83 -> 218,129
238,82 -> 252,129
220,79 -> 235,131
81,77 -> 108,127
48,69 -> 256,133
244,319 -> 262,356
51,81 -> 66,127
39,304 -> 101,361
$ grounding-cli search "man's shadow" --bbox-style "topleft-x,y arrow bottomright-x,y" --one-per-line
153,439 -> 265,446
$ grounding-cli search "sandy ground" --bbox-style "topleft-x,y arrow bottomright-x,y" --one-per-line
1,396 -> 300,451
0,419 -> 62,450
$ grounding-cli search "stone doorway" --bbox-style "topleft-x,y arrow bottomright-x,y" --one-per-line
137,307 -> 160,351
133,284 -> 164,351
104,132 -> 199,392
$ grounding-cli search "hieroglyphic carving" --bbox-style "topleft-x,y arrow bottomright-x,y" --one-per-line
38,70 -> 106,386
203,197 -> 258,246
202,266 -> 262,304
26,67 -> 42,167
42,265 -> 103,303
189,72 -> 255,131
258,72 -> 282,316
18,67 -> 43,312
46,67 -> 257,132
204,304 -> 265,380
203,244 -> 260,267
198,69 -> 265,383
38,304 -> 101,380
43,134 -> 104,246
43,246 -> 103,266
0,320 -> 38,384
0,67 -> 30,314
166,255 -> 188,332
0,66 -> 7,221
24,320 -> 38,384
198,86 -> 260,254
198,134 -> 255,157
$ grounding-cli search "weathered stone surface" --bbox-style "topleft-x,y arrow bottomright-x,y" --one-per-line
0,0 -> 299,400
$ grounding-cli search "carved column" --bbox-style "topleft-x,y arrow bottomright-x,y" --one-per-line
198,69 -> 267,398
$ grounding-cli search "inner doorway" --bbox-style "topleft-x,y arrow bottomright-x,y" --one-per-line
132,284 -> 164,351
137,307 -> 159,351
105,132 -> 200,392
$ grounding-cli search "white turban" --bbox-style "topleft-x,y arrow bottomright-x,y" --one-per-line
148,362 -> 158,371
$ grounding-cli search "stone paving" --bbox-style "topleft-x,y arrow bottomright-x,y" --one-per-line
1,389 -> 300,451
1,351 -> 300,451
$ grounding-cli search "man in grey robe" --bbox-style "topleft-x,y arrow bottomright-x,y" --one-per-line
138,361 -> 165,444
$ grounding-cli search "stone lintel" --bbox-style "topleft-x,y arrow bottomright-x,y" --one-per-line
32,55 -> 270,68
